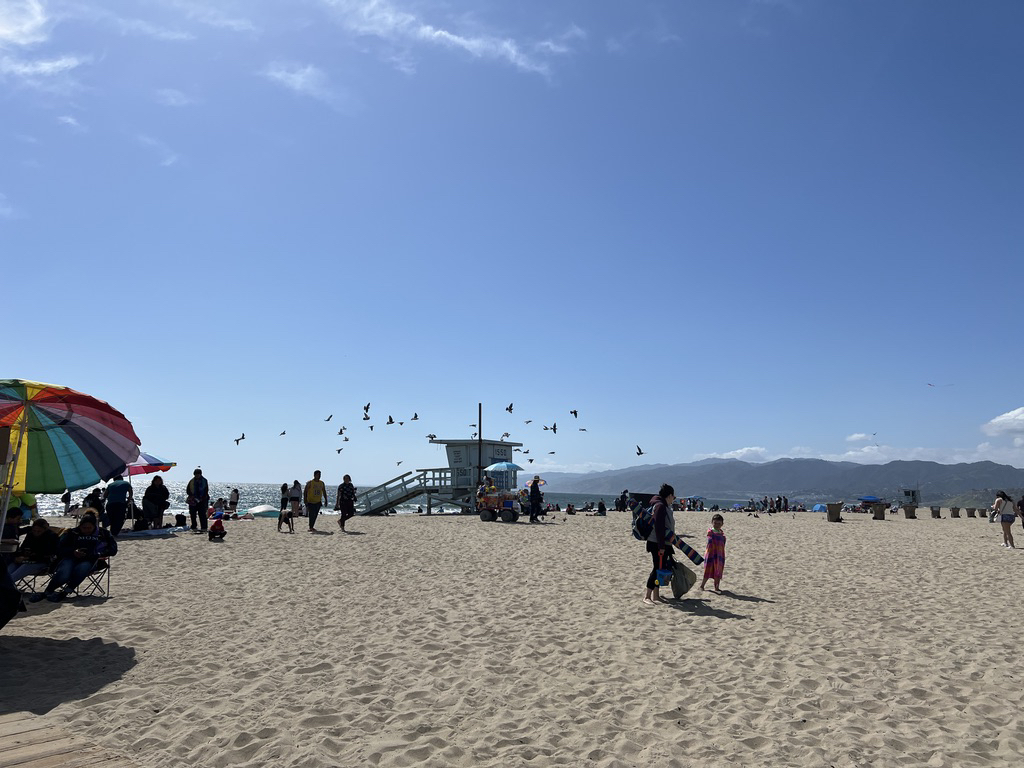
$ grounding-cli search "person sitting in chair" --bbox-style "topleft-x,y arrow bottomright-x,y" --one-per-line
30,512 -> 116,603
8,518 -> 60,584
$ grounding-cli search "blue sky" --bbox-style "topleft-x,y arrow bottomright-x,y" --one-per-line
3,0 -> 1023,487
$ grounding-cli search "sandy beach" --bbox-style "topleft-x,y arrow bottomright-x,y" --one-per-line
3,509 -> 1024,767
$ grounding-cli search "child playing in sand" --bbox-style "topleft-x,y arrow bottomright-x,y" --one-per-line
208,516 -> 226,542
700,514 -> 726,593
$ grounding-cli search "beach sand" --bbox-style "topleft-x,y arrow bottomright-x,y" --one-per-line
3,510 -> 1023,767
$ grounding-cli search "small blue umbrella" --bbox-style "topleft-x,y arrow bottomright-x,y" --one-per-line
812,503 -> 827,513
485,461 -> 524,472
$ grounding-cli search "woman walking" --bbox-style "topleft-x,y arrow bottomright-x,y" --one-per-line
643,484 -> 676,606
992,491 -> 1016,548
335,475 -> 357,532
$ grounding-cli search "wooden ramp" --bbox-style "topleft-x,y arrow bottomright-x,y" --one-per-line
0,712 -> 139,768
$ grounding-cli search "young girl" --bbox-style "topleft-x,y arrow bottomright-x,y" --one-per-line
701,514 -> 726,593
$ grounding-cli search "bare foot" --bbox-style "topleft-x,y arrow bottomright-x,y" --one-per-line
642,597 -> 656,606
656,596 -> 671,603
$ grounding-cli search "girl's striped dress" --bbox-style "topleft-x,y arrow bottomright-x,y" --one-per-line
703,528 -> 726,581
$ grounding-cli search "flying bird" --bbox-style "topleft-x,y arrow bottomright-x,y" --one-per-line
398,421 -> 405,426
469,423 -> 477,428
387,415 -> 395,425
336,448 -> 344,453
501,432 -> 511,439
471,433 -> 478,439
337,427 -> 346,435
522,450 -> 529,455
570,410 -> 578,418
524,420 -> 532,424
279,431 -> 286,437
234,433 -> 245,445
396,461 -> 403,466
364,403 -> 371,413
343,437 -> 349,442
362,413 -> 370,420
411,413 -> 419,421
636,445 -> 645,456
548,451 -> 556,455
325,414 -> 333,422
579,428 -> 587,432
543,422 -> 557,434
426,433 -> 437,440
506,403 -> 514,413
369,425 -> 374,431
528,458 -> 534,463
514,448 -> 522,452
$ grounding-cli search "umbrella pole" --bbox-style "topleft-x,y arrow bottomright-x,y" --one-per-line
0,418 -> 28,516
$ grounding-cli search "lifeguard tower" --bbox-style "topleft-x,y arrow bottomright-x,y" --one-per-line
357,437 -> 523,515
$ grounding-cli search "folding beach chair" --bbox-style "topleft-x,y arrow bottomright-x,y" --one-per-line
72,559 -> 111,598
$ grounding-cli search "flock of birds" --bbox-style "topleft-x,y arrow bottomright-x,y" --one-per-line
231,402 -> 643,469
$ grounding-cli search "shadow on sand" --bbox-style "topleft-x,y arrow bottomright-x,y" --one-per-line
667,598 -> 750,620
718,590 -> 775,604
0,635 -> 136,715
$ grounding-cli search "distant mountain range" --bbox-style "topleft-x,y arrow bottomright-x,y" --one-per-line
539,458 -> 1024,505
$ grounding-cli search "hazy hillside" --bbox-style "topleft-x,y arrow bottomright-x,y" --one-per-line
540,459 -> 1024,505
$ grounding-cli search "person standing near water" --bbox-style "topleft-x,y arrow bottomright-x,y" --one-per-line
304,470 -> 328,532
335,474 -> 357,532
186,469 -> 210,532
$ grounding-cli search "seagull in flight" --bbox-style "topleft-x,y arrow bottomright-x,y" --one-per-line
426,433 -> 437,440
471,432 -> 478,439
543,422 -> 557,434
570,410 -> 578,418
362,413 -> 370,420
522,450 -> 529,455
506,403 -> 514,413
336,448 -> 344,453
234,433 -> 245,445
501,432 -> 511,439
396,460 -> 403,466
548,451 -> 556,455
411,413 -> 419,421
337,427 -> 346,435
369,425 -> 374,431
364,403 -> 371,413
387,415 -> 395,425
325,414 -> 333,422
279,431 -> 286,437
579,428 -> 587,432
398,421 -> 405,426
343,436 -> 349,442
524,420 -> 532,424
528,458 -> 534,463
636,445 -> 645,456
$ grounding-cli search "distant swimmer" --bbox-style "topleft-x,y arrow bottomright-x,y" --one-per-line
234,433 -> 245,445
279,430 -> 286,436
325,414 -> 333,422
411,413 -> 419,420
570,410 -> 578,418
636,445 -> 645,456
506,403 -> 514,413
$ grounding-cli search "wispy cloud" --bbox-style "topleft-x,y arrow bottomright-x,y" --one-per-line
321,0 -> 554,76
137,134 -> 179,167
0,0 -> 49,47
113,17 -> 195,42
263,61 -> 340,107
0,53 -> 86,77
846,433 -> 871,442
155,87 -> 194,106
57,114 -> 85,130
535,24 -> 586,56
162,0 -> 256,33
696,446 -> 770,462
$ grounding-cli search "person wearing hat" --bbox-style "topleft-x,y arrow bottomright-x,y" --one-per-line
528,476 -> 544,524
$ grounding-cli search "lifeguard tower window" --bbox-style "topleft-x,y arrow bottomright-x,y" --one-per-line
902,489 -> 920,505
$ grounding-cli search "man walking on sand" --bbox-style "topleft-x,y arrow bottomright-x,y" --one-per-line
304,470 -> 328,532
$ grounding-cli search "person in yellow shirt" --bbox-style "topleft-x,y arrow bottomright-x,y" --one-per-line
303,470 -> 328,532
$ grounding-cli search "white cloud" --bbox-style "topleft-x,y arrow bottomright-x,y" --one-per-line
113,18 -> 195,41
137,134 -> 179,166
0,0 -> 48,47
845,433 -> 871,442
57,114 -> 84,130
162,1 -> 256,33
321,0 -> 552,76
155,88 -> 194,106
263,61 -> 339,106
982,407 -> 1024,437
535,24 -> 586,56
0,53 -> 85,77
696,446 -> 770,462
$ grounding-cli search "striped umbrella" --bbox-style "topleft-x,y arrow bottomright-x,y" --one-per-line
126,451 -> 176,477
0,379 -> 141,504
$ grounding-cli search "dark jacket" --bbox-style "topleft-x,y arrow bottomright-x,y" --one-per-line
16,529 -> 60,564
57,526 -> 118,562
648,495 -> 675,547
143,483 -> 170,511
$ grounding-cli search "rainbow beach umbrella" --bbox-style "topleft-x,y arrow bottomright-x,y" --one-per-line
0,379 -> 141,505
127,451 -> 176,477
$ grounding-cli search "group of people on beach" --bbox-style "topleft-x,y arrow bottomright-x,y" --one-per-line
275,471 -> 357,533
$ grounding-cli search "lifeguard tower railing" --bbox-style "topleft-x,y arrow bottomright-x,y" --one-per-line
358,467 -> 467,515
